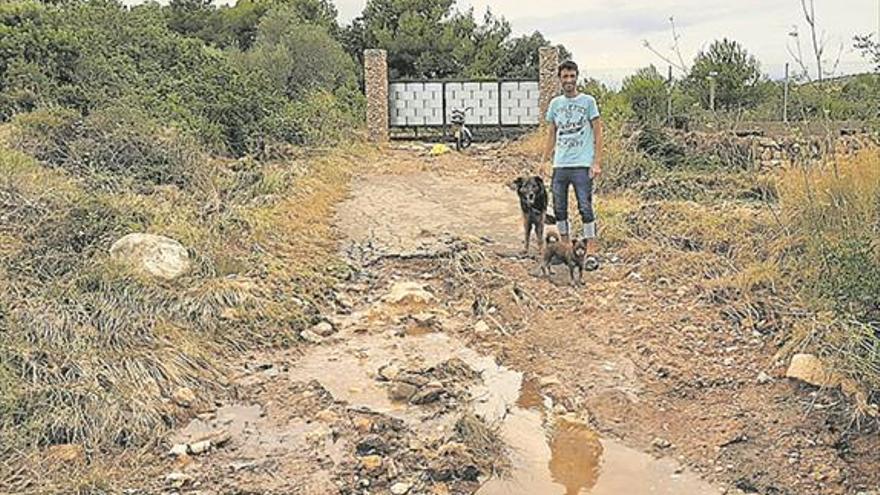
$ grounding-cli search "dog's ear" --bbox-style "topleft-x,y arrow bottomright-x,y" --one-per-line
510,177 -> 524,190
533,175 -> 544,186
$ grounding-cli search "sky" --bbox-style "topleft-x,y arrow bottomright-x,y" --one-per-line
126,0 -> 879,87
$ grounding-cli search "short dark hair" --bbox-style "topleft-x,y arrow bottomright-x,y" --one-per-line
557,60 -> 579,76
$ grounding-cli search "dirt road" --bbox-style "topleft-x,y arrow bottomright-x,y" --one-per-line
155,144 -> 878,495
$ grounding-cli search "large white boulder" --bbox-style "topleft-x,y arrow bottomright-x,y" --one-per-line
110,233 -> 190,280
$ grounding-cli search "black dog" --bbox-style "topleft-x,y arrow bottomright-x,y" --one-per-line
512,176 -> 556,255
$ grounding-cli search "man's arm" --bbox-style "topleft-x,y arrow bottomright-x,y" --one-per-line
541,122 -> 556,177
591,116 -> 603,179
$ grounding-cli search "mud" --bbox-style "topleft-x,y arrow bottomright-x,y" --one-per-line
149,145 -> 879,495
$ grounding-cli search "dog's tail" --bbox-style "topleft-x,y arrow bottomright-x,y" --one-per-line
545,232 -> 560,244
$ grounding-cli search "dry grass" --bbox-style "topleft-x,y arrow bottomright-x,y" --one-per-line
513,120 -> 880,408
615,145 -> 880,408
0,132 -> 368,492
453,413 -> 510,477
772,148 -> 880,401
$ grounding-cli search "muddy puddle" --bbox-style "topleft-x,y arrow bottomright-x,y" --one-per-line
286,330 -> 517,424
285,326 -> 719,494
170,270 -> 720,494
477,404 -> 720,495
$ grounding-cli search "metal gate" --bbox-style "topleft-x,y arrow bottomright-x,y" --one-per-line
388,79 -> 541,130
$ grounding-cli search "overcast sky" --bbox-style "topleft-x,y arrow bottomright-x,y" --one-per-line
340,0 -> 878,85
127,0 -> 878,86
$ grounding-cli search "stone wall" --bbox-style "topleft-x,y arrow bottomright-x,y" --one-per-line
673,130 -> 879,169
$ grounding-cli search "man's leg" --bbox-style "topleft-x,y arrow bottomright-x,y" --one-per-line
551,168 -> 571,237
572,168 -> 600,269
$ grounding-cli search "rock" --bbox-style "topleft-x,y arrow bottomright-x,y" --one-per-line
45,444 -> 85,464
305,425 -> 332,444
410,384 -> 444,405
189,440 -> 212,455
356,434 -> 388,455
378,362 -> 402,381
473,321 -> 490,334
411,312 -> 436,324
359,455 -> 383,471
391,482 -> 412,494
172,387 -> 196,408
786,354 -> 836,387
312,321 -> 336,337
231,460 -> 258,472
757,372 -> 773,385
211,431 -> 232,448
335,292 -> 355,309
652,437 -> 672,449
389,382 -> 418,402
299,329 -> 324,344
431,483 -> 451,495
109,233 -> 190,280
396,372 -> 429,388
353,417 -> 373,433
316,409 -> 339,423
169,444 -> 189,456
382,282 -> 435,305
165,472 -> 193,488
539,375 -> 561,388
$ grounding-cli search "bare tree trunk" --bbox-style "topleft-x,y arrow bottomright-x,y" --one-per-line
800,0 -> 824,81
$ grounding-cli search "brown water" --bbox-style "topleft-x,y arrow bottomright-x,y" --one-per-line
476,380 -> 720,495
286,328 -> 719,495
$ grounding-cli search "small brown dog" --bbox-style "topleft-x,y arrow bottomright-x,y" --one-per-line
541,232 -> 588,285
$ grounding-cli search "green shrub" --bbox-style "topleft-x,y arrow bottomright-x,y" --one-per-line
13,107 -> 202,188
634,126 -> 686,168
0,0 -> 362,157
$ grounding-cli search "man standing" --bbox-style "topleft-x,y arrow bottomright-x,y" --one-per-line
541,60 -> 603,270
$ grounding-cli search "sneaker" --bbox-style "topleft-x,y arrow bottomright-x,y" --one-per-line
584,255 -> 599,272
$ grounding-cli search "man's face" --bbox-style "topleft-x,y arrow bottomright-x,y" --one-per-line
559,68 -> 578,93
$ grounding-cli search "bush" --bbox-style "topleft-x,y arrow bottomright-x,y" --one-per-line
0,0 -> 363,157
233,4 -> 357,99
778,149 -> 880,321
12,107 -> 202,188
634,126 -> 686,168
620,66 -> 668,126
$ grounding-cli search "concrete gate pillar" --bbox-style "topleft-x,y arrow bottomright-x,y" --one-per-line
364,49 -> 389,143
538,47 -> 561,125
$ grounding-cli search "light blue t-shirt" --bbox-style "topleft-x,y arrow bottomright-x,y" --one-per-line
545,93 -> 600,168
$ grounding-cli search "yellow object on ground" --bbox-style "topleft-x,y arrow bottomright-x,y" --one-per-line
430,143 -> 451,156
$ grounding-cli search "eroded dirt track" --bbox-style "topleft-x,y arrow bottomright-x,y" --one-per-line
154,145 -> 879,495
